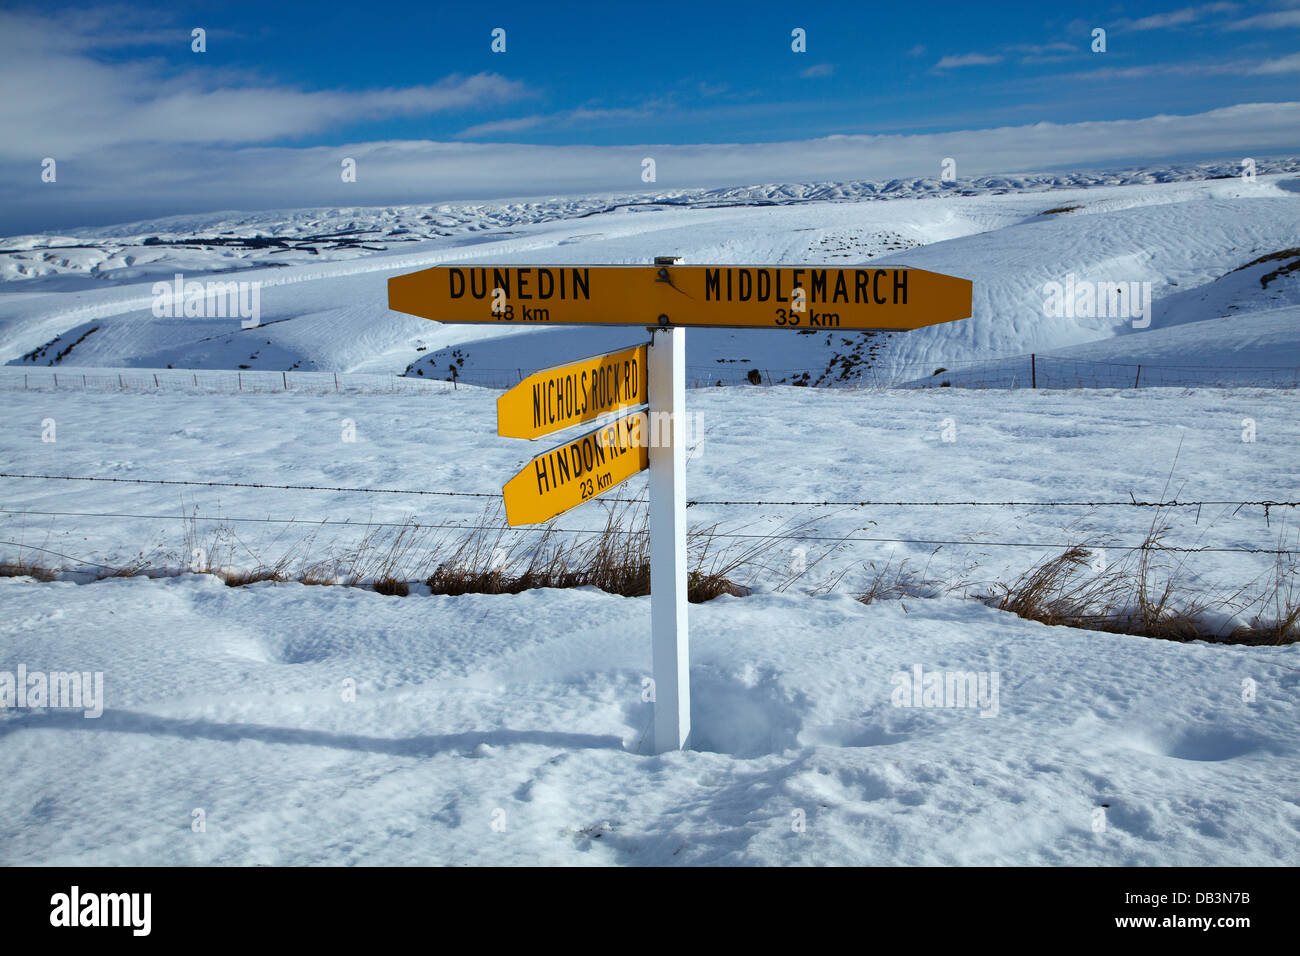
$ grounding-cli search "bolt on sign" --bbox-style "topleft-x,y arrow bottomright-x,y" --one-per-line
388,264 -> 972,330
498,344 -> 647,440
503,409 -> 649,526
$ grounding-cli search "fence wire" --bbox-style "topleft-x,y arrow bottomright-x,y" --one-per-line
5,354 -> 1299,393
1,508 -> 1294,555
2,472 -> 1296,513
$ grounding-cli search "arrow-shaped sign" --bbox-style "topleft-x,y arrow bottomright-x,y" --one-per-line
389,264 -> 972,331
502,409 -> 649,526
498,343 -> 648,441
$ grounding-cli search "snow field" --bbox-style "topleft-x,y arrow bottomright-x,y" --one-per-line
1,574 -> 1295,865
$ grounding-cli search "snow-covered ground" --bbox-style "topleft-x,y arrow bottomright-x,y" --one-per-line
1,383 -> 1297,865
2,158 -> 1298,866
3,576 -> 1296,866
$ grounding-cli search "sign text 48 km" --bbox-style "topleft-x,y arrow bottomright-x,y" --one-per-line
389,264 -> 973,331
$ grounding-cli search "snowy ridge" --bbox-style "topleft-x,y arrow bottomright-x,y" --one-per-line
0,159 -> 1297,385
4,156 -> 1299,283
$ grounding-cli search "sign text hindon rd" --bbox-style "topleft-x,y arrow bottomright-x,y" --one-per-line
502,410 -> 650,526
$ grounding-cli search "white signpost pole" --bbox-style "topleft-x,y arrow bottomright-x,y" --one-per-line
648,261 -> 690,753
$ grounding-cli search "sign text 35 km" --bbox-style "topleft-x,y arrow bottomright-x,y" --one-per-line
499,344 -> 647,441
388,264 -> 973,331
503,410 -> 649,526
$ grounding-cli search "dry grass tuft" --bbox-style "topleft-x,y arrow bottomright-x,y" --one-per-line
984,507 -> 1296,644
423,502 -> 808,602
856,551 -> 947,605
0,557 -> 57,582
372,576 -> 410,597
1228,540 -> 1300,645
220,566 -> 290,587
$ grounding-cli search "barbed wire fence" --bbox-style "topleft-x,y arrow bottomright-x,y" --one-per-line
4,354 -> 1300,395
3,361 -> 1298,578
1,473 -> 1296,563
0,366 -> 459,395
682,355 -> 1300,389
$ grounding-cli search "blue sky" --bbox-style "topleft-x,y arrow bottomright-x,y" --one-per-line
1,1 -> 1297,231
53,0 -> 1300,144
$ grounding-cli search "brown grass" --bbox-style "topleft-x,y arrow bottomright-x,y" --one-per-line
982,447 -> 1266,642
982,509 -> 1297,645
856,551 -> 947,605
372,576 -> 410,597
95,554 -> 157,578
0,557 -> 57,582
5,483 -> 1293,644
1228,537 -> 1300,645
424,504 -> 661,598
220,567 -> 291,587
424,502 -> 811,602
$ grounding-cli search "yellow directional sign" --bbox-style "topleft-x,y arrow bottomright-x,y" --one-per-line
389,264 -> 971,330
498,344 -> 647,440
503,410 -> 649,526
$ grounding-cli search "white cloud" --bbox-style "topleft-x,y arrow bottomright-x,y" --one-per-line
933,53 -> 1004,70
1007,42 -> 1077,54
1120,2 -> 1239,31
0,10 -> 531,157
1069,53 -> 1300,80
455,115 -> 549,139
5,102 -> 1298,234
1222,8 -> 1300,29
1249,52 -> 1300,74
455,106 -> 653,139
1223,9 -> 1300,29
800,63 -> 835,78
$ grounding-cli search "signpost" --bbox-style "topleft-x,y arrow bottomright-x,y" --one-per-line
646,324 -> 689,752
389,264 -> 973,331
388,258 -> 972,754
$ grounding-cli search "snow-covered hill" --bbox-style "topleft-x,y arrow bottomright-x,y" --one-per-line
1,159 -> 1297,384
